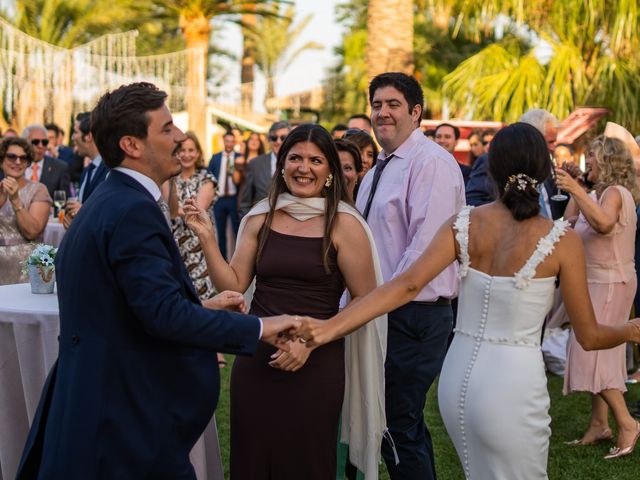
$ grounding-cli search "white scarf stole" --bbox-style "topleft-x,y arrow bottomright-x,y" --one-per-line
238,193 -> 387,479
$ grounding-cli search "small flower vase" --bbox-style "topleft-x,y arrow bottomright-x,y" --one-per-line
28,264 -> 55,294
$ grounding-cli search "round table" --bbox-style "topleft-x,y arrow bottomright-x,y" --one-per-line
43,220 -> 66,247
0,283 -> 223,480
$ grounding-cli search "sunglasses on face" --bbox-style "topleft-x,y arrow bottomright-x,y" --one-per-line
269,134 -> 287,143
5,153 -> 29,163
31,139 -> 49,147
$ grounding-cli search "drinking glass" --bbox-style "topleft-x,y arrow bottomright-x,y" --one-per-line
550,160 -> 568,202
53,190 -> 67,217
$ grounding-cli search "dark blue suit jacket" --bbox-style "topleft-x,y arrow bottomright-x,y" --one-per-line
17,170 -> 260,479
465,154 -> 495,207
207,151 -> 242,189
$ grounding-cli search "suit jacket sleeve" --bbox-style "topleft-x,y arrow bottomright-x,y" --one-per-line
59,163 -> 71,195
465,154 -> 495,207
238,159 -> 255,218
207,154 -> 220,179
109,198 -> 261,354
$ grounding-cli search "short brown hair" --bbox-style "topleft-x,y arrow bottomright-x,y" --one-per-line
0,136 -> 35,166
90,82 -> 168,168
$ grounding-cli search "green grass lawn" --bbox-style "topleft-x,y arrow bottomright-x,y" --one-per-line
215,362 -> 640,479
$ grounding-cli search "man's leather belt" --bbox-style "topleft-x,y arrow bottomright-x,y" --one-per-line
411,297 -> 452,306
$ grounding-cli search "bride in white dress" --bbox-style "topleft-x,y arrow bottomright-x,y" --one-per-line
294,122 -> 640,478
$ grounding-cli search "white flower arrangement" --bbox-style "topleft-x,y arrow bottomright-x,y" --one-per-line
22,244 -> 57,275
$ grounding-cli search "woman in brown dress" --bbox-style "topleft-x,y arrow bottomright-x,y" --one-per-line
185,124 -> 384,479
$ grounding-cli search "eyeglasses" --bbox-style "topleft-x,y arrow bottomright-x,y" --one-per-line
31,139 -> 49,147
4,153 -> 29,163
269,134 -> 287,143
343,128 -> 372,139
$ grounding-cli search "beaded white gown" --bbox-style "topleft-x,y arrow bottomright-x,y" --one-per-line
438,206 -> 568,479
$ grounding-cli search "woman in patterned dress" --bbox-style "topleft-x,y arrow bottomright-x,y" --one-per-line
165,131 -> 218,299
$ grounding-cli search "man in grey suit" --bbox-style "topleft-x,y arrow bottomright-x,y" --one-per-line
238,121 -> 290,217
23,124 -> 70,198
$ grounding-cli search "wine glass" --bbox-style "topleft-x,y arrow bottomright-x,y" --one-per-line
53,190 -> 66,218
550,159 -> 568,202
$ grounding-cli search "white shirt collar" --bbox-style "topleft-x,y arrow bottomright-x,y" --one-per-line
91,155 -> 103,167
113,166 -> 161,201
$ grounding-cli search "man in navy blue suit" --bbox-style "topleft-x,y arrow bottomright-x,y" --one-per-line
16,82 -> 298,480
207,130 -> 242,260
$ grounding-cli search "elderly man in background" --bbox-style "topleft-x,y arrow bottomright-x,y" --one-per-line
22,124 -> 70,198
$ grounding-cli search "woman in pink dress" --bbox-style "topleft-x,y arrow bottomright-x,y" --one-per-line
556,135 -> 640,459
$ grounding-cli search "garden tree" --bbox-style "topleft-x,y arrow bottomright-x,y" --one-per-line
243,4 -> 322,112
321,0 -> 486,123
241,11 -> 257,111
366,0 -> 414,79
441,0 -> 640,130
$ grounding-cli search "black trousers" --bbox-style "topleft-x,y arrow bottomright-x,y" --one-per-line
381,302 -> 453,480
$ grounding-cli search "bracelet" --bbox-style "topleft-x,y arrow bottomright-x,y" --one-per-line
12,203 -> 23,213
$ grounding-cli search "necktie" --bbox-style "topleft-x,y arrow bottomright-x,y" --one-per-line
31,162 -> 39,181
225,154 -> 233,196
157,197 -> 172,228
363,154 -> 394,220
80,163 -> 97,203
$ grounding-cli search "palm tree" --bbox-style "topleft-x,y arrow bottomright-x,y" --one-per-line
441,0 -> 640,130
244,4 -> 322,112
366,0 -> 415,80
158,1 -> 283,139
241,11 -> 257,111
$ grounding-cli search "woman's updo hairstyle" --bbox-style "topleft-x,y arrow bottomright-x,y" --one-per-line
488,122 -> 551,221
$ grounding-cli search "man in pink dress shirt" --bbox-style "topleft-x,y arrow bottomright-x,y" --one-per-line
356,72 -> 465,479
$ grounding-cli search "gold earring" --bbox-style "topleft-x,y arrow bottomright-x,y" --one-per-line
325,173 -> 333,188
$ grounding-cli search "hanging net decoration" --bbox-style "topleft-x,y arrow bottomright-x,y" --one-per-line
0,18 -> 202,134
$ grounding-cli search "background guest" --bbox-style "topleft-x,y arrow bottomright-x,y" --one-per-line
45,123 -> 75,167
435,123 -> 470,185
334,138 -> 362,200
0,137 -> 51,285
208,130 -> 242,260
331,123 -> 348,139
243,132 -> 265,163
467,129 -> 484,166
557,135 -> 640,458
342,128 -> 379,184
555,143 -> 575,166
238,121 -> 291,217
64,112 -> 108,229
166,131 -> 217,299
22,124 -> 70,198
347,113 -> 372,133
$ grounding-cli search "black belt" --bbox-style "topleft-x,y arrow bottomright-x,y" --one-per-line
411,297 -> 452,306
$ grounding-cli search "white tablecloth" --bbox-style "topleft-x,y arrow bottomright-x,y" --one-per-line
0,283 -> 223,480
43,220 -> 65,247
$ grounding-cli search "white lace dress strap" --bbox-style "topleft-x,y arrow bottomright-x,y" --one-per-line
453,206 -> 474,278
513,219 -> 570,289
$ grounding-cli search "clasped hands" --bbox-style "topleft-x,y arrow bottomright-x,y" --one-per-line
201,294 -> 333,371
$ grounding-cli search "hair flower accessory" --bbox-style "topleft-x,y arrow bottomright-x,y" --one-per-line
505,173 -> 538,192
